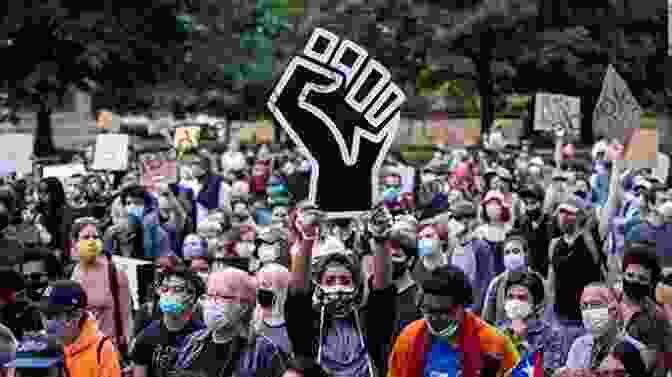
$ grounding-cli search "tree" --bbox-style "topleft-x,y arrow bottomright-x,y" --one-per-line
0,0 -> 193,156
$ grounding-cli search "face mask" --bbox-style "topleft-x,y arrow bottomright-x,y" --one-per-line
127,205 -> 144,220
623,279 -> 652,301
78,239 -> 103,259
46,319 -> 67,339
257,289 -> 275,308
575,191 -> 588,200
203,301 -> 248,330
503,253 -> 526,272
417,239 -> 437,257
582,307 -> 611,335
485,204 -> 503,221
425,316 -> 459,339
504,299 -> 533,320
235,242 -> 255,258
257,245 -> 278,264
312,285 -> 357,317
268,185 -> 288,197
159,294 -> 189,315
383,187 -> 401,203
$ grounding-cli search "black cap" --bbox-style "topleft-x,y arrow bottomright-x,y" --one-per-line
35,280 -> 87,315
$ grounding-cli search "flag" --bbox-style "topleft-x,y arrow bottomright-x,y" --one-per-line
510,351 -> 543,377
592,65 -> 642,146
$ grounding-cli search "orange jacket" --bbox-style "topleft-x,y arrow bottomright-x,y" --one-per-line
388,312 -> 520,377
64,315 -> 121,377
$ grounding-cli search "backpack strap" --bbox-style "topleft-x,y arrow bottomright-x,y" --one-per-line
97,336 -> 112,365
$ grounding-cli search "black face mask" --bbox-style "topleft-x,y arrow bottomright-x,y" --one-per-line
25,281 -> 48,301
574,191 -> 588,200
392,261 -> 408,280
257,289 -> 275,308
623,279 -> 652,301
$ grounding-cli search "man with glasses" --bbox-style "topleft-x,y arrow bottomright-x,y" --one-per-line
130,268 -> 205,377
388,265 -> 519,377
35,280 -> 121,377
18,247 -> 63,302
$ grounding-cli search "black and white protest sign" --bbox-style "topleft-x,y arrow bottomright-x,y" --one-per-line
267,28 -> 407,217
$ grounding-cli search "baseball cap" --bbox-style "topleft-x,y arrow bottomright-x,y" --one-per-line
35,280 -> 87,315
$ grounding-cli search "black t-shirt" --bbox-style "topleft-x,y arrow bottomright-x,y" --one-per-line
130,319 -> 205,377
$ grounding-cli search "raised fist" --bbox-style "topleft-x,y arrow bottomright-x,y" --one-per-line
268,28 -> 406,217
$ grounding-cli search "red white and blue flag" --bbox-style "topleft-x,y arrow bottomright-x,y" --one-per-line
510,351 -> 543,377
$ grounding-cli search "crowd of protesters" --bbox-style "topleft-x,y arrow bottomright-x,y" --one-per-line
0,123 -> 670,377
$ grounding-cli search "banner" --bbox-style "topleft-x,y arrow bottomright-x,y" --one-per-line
42,163 -> 87,190
0,134 -> 33,176
92,134 -> 129,171
111,255 -> 152,310
139,151 -> 178,193
534,93 -> 581,134
593,65 -> 642,145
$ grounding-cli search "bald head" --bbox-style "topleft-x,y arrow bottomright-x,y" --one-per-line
208,268 -> 257,304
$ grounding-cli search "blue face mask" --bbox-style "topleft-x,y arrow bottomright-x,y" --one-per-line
127,205 -> 144,222
159,295 -> 189,315
46,319 -> 67,338
417,239 -> 436,257
383,187 -> 401,203
268,185 -> 288,197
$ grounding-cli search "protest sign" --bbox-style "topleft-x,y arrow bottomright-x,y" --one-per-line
593,65 -> 642,145
267,28 -> 406,217
255,120 -> 274,144
111,255 -> 152,310
0,161 -> 15,177
140,151 -> 178,193
623,128 -> 658,169
174,126 -> 201,150
91,134 -> 129,171
534,93 -> 581,134
96,110 -> 120,131
42,163 -> 87,179
654,152 -> 670,184
0,133 -> 33,176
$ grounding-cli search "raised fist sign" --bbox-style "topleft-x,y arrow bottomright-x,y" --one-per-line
267,28 -> 406,218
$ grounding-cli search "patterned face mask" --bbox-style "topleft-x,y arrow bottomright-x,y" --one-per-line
312,285 -> 358,318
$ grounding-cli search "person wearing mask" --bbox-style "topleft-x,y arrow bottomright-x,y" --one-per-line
619,244 -> 672,375
173,267 -> 287,376
34,177 -> 72,261
254,228 -> 290,269
474,190 -> 513,275
220,140 -> 247,178
156,185 -> 187,258
70,218 -> 131,354
253,263 -> 292,355
515,185 -> 554,277
230,199 -> 256,228
130,268 -> 206,377
627,198 -> 672,270
37,280 -> 121,377
286,202 -> 395,377
18,247 -> 63,302
562,282 -> 624,371
0,268 -> 42,340
388,265 -> 520,377
121,185 -> 172,261
178,154 -> 231,227
497,271 -> 566,376
414,223 -> 449,277
482,235 -> 548,325
547,197 -> 605,343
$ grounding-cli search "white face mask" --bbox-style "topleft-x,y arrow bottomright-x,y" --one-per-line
235,242 -> 255,258
504,299 -> 533,320
582,307 -> 611,335
503,253 -> 526,272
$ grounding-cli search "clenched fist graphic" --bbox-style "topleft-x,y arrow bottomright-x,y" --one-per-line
267,28 -> 406,218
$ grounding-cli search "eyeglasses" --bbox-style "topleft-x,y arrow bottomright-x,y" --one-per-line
156,285 -> 187,295
594,369 -> 628,377
580,302 -> 609,311
23,273 -> 47,281
200,294 -> 239,305
623,271 -> 651,285
503,248 -> 522,255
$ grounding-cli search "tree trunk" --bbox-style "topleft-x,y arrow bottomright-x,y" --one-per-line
477,29 -> 495,137
33,101 -> 56,158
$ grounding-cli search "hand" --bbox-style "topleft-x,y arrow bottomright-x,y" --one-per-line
268,28 -> 406,216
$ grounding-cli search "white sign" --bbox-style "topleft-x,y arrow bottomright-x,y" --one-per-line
0,134 -> 33,176
112,255 -> 152,310
534,93 -> 581,134
92,134 -> 129,171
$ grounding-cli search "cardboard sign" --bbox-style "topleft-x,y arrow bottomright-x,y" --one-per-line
42,163 -> 87,179
92,134 -> 129,171
255,121 -> 274,144
593,65 -> 642,145
267,28 -> 407,217
96,110 -> 119,130
534,93 -> 581,134
0,133 -> 33,176
140,151 -> 178,193
174,126 -> 201,151
111,255 -> 152,310
623,128 -> 658,169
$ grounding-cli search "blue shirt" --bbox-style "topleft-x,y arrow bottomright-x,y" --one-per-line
424,336 -> 461,377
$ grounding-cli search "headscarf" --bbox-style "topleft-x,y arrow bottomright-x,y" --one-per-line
253,263 -> 290,329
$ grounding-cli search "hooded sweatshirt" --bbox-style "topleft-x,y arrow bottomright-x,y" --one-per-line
64,315 -> 121,377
